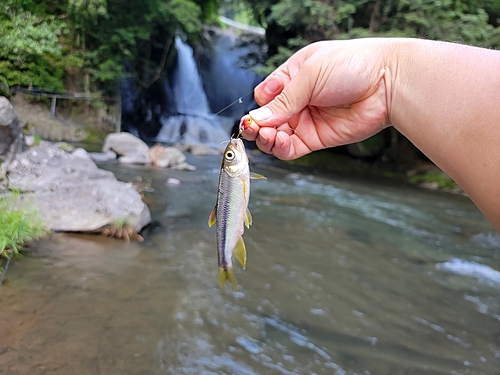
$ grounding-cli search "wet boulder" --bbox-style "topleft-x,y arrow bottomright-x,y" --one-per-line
6,143 -> 151,233
149,144 -> 196,170
102,132 -> 151,165
0,96 -> 27,167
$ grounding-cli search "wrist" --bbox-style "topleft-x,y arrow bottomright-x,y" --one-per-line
383,38 -> 425,132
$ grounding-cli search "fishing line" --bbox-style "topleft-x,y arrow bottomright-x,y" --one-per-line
159,89 -> 255,145
213,89 -> 255,116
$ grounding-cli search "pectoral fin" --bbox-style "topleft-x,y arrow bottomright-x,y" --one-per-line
234,236 -> 247,270
250,172 -> 267,180
208,207 -> 217,227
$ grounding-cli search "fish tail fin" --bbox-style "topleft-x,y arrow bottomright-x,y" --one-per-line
219,267 -> 237,291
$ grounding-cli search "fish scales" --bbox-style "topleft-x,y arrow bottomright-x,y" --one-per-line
217,166 -> 248,270
208,137 -> 266,290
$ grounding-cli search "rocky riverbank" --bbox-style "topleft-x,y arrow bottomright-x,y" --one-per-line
1,96 -> 216,241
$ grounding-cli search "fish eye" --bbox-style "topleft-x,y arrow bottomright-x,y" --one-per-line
225,151 -> 235,160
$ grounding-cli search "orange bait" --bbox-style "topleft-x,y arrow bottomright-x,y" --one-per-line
238,115 -> 253,135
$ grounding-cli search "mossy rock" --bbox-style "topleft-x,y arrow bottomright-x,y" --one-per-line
409,169 -> 457,190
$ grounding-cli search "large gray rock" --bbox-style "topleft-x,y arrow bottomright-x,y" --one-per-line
102,132 -> 151,165
149,144 -> 196,170
7,143 -> 151,233
0,96 -> 27,167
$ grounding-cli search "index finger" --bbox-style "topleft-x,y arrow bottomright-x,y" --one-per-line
254,42 -> 324,106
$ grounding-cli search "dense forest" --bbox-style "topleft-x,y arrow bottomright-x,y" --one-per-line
1,0 -> 499,95
244,0 -> 500,74
0,0 -> 221,94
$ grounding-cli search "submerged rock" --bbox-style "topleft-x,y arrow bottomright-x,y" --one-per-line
6,143 -> 151,233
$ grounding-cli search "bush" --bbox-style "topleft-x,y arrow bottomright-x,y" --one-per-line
0,192 -> 48,277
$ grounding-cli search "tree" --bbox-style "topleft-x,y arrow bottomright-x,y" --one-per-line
241,0 -> 500,75
69,0 -> 222,92
0,0 -> 222,94
0,1 -> 69,90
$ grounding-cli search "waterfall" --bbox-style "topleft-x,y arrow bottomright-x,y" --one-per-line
172,37 -> 211,116
120,32 -> 263,143
156,37 -> 230,146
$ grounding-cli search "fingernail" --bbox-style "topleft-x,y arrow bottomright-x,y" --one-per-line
275,132 -> 284,149
260,135 -> 268,145
249,107 -> 272,122
264,78 -> 281,94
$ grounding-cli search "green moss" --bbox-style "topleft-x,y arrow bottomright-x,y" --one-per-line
83,132 -> 104,144
409,170 -> 457,189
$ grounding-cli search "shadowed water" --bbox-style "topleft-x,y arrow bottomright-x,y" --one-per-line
1,154 -> 499,375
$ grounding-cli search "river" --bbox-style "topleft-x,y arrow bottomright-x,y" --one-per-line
1,152 -> 499,375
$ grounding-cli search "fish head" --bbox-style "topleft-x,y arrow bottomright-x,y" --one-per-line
222,138 -> 248,177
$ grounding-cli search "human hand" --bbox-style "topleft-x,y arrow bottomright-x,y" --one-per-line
241,39 -> 394,160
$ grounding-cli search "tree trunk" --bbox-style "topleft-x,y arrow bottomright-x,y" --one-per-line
369,0 -> 382,33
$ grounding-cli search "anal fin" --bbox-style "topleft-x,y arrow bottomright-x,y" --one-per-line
234,236 -> 247,270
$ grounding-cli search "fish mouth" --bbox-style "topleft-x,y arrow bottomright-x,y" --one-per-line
230,137 -> 245,152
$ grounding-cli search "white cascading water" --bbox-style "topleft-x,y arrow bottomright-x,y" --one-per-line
156,37 -> 230,146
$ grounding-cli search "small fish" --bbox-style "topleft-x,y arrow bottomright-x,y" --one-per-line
208,137 -> 266,290
238,115 -> 253,135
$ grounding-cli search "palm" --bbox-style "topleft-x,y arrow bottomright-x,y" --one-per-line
289,88 -> 388,152
252,40 -> 390,160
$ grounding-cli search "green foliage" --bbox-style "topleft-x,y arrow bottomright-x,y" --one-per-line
0,193 -> 47,263
243,0 -> 500,74
0,3 -> 67,90
1,0 -> 221,94
392,0 -> 497,46
221,0 -> 258,26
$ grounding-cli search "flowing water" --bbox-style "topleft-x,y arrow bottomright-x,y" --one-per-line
1,154 -> 499,375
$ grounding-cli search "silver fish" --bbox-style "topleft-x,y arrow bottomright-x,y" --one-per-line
208,138 -> 266,290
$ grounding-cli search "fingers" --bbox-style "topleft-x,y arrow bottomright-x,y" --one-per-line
249,58 -> 314,130
252,127 -> 312,160
255,127 -> 276,153
254,77 -> 284,106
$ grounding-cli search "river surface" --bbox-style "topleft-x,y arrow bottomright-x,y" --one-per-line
1,153 -> 500,375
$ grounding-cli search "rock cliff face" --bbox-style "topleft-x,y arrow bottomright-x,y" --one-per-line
0,96 -> 27,167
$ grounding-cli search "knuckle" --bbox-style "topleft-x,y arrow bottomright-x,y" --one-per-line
271,91 -> 294,114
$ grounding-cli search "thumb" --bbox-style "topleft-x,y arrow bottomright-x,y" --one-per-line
249,69 -> 312,128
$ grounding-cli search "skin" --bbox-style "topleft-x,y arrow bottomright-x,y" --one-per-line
241,38 -> 500,231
